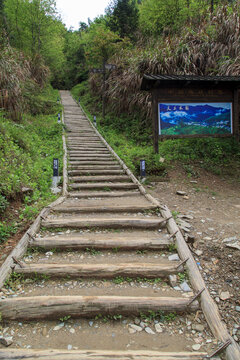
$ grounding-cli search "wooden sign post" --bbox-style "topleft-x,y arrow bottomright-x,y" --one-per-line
141,75 -> 240,153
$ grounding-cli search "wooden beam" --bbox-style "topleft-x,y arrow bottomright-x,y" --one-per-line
15,262 -> 183,279
0,296 -> 199,320
0,349 -> 208,360
29,236 -> 172,250
42,217 -> 168,229
52,204 -> 157,213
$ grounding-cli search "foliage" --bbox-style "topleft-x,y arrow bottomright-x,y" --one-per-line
106,0 -> 139,39
0,87 -> 63,201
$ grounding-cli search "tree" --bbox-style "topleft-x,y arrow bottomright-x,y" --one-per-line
106,0 -> 139,39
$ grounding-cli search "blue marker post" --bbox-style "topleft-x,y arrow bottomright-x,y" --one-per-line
51,158 -> 61,194
57,97 -> 60,103
140,160 -> 146,178
57,113 -> 61,124
94,115 -> 97,127
78,97 -> 80,105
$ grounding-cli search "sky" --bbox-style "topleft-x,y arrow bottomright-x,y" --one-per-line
55,0 -> 111,30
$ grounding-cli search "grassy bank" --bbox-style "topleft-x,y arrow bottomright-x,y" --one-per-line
71,82 -> 240,180
0,86 -> 63,244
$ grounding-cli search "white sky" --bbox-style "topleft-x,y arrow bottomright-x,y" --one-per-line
55,0 -> 111,30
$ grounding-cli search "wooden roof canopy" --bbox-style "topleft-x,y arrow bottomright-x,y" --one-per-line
141,74 -> 240,91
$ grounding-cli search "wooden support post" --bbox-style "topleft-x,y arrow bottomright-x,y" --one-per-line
233,89 -> 239,142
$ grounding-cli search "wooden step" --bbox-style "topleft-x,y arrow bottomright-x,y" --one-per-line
69,165 -> 122,170
68,169 -> 124,175
68,191 -> 140,198
15,262 -> 183,279
29,235 -> 173,250
69,161 -> 117,165
69,175 -> 130,182
42,217 -> 168,229
0,295 -> 199,320
69,183 -> 138,190
0,349 -> 207,359
53,204 -> 157,213
69,156 -> 113,161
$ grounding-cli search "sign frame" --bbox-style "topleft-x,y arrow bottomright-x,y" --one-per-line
158,102 -> 233,137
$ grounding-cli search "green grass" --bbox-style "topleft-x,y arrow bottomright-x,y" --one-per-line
0,86 -> 63,244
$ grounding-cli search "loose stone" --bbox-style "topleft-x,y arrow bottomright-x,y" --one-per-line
145,327 -> 155,335
0,336 -> 13,347
155,324 -> 163,333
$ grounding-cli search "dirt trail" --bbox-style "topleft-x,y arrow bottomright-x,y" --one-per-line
0,91 -> 238,359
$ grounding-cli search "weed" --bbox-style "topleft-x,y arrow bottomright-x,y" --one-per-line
95,314 -> 122,322
136,249 -> 147,255
112,247 -> 120,253
0,222 -> 17,244
85,248 -> 101,256
59,315 -> 71,323
168,243 -> 177,252
140,310 -> 176,323
4,272 -> 24,290
178,271 -> 189,283
171,211 -> 179,220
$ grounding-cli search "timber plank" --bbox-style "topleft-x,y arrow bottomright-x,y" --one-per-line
15,262 -> 182,278
41,217 -> 167,229
0,349 -> 208,360
0,296 -> 199,320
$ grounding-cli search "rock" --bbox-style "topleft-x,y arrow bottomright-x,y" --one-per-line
42,328 -> 48,336
159,157 -> 165,163
226,242 -> 240,251
89,321 -> 93,327
192,344 -> 201,351
192,324 -> 205,332
69,328 -> 75,334
134,318 -> 140,325
173,286 -> 181,291
180,281 -> 192,292
45,252 -> 53,256
67,345 -> 72,350
0,336 -> 13,347
53,323 -> 64,331
222,236 -> 237,243
169,275 -> 178,287
129,324 -> 142,332
128,328 -> 136,334
195,250 -> 203,256
236,306 -> 240,312
176,191 -> 187,196
140,321 -> 147,328
145,327 -> 155,335
168,254 -> 180,261
220,291 -> 230,301
155,324 -> 163,333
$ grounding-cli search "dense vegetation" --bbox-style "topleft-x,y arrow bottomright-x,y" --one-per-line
0,0 -> 240,242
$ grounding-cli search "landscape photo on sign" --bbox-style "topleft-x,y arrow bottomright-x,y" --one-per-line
158,103 -> 232,135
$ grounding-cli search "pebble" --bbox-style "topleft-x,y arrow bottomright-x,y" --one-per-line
129,324 -> 142,332
192,324 -> 205,332
145,327 -> 155,335
89,321 -> 94,327
69,328 -> 75,334
53,323 -> 65,331
192,344 -> 201,351
180,281 -> 192,292
169,275 -> 177,287
219,291 -> 230,301
45,252 -> 53,256
168,254 -> 180,261
155,324 -> 163,333
176,191 -> 187,196
235,306 -> 240,312
134,318 -> 140,325
0,336 -> 13,347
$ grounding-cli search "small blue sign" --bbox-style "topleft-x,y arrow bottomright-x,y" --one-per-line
140,160 -> 146,177
53,158 -> 59,177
